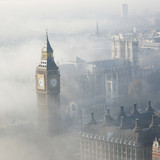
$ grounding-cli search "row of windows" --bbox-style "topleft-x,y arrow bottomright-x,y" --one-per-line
41,61 -> 47,64
81,141 -> 137,160
39,64 -> 46,68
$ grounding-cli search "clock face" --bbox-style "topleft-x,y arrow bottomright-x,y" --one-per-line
50,78 -> 57,88
37,74 -> 45,90
38,78 -> 44,87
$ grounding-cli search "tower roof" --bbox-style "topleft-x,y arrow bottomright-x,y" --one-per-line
42,31 -> 53,53
38,31 -> 58,70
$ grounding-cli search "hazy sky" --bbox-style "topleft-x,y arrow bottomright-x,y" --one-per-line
0,0 -> 159,38
0,0 -> 160,14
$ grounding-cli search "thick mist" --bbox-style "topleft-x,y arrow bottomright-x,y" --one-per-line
1,0 -> 160,160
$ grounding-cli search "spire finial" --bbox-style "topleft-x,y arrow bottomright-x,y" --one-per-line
46,28 -> 48,37
42,30 -> 53,53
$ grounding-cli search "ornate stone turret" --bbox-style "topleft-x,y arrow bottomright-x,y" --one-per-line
131,104 -> 139,115
145,101 -> 154,112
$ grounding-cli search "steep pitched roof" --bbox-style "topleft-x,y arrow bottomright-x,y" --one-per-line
42,31 -> 53,53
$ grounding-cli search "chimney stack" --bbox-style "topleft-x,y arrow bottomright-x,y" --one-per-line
120,116 -> 125,129
146,101 -> 154,112
150,115 -> 158,128
104,109 -> 113,126
118,106 -> 126,119
134,119 -> 141,132
89,112 -> 97,125
131,104 -> 139,115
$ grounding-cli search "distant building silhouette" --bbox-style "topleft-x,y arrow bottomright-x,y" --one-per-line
96,21 -> 100,36
122,3 -> 128,18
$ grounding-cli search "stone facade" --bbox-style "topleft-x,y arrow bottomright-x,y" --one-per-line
81,102 -> 160,160
112,34 -> 139,67
152,138 -> 160,160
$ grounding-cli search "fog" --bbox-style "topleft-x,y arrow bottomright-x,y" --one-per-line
1,0 -> 160,38
1,0 -> 160,160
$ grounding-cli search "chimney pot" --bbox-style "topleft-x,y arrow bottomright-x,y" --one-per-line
146,101 -> 153,112
131,104 -> 139,115
150,115 -> 157,128
134,118 -> 141,132
118,106 -> 126,119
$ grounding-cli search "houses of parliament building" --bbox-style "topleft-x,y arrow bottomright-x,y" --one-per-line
80,102 -> 160,160
34,33 -> 160,159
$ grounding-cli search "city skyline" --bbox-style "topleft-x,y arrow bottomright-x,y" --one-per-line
1,1 -> 160,160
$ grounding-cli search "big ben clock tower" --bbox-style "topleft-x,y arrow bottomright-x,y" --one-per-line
36,32 -> 61,134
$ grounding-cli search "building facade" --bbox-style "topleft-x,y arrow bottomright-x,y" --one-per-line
81,102 -> 160,160
36,32 -> 61,134
112,34 -> 139,67
152,138 -> 160,160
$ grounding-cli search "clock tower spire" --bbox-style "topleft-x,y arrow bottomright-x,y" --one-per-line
36,32 -> 61,134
